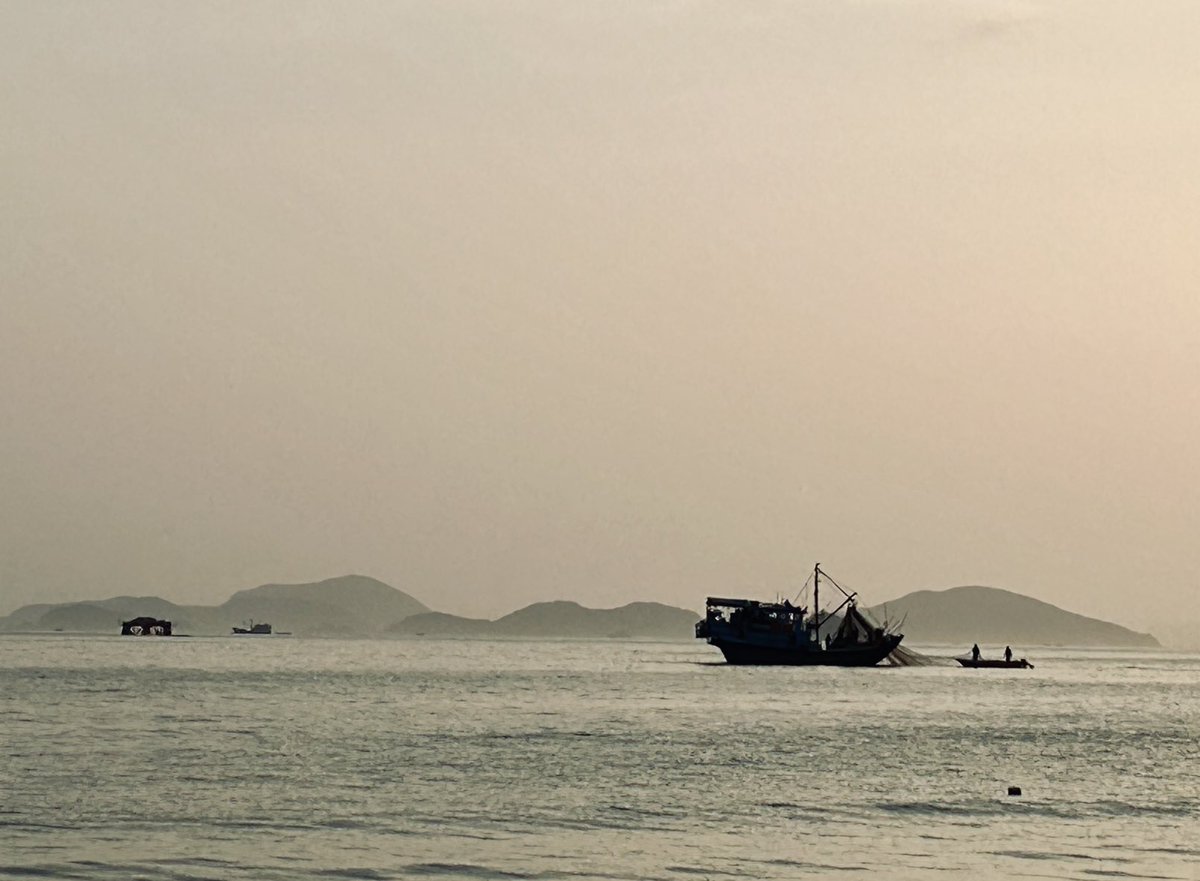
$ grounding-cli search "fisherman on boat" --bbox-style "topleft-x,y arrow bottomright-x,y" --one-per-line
957,645 -> 1034,669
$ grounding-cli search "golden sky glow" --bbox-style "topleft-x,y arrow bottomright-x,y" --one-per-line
2,2 -> 1197,636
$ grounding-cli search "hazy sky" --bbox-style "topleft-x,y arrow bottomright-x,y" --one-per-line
2,1 -> 1197,632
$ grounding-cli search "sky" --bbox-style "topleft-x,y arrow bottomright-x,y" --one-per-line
2,1 -> 1198,636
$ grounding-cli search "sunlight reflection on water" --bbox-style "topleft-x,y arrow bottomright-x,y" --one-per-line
1,636 -> 1197,880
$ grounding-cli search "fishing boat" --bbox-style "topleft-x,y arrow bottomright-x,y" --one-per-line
957,657 -> 1034,669
695,564 -> 902,666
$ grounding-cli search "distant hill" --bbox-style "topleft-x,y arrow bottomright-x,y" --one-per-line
0,575 -> 429,637
0,603 -> 58,631
387,600 -> 699,640
37,603 -> 124,632
866,586 -> 1158,648
0,578 -> 1157,646
495,601 -> 698,638
386,612 -> 495,637
220,575 -> 429,635
0,596 -> 214,634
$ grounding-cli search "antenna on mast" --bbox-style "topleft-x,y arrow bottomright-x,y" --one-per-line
813,563 -> 820,646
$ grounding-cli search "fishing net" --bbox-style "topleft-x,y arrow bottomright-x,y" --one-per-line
884,644 -> 955,666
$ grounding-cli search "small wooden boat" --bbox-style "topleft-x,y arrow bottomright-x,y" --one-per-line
957,657 -> 1034,669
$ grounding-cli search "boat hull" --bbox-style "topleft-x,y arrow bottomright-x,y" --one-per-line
712,634 -> 902,667
957,658 -> 1033,669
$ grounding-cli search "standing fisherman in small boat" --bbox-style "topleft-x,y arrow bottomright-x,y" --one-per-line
971,643 -> 981,662
1004,645 -> 1013,663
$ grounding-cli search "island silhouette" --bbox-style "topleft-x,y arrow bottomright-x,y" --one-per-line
0,575 -> 1160,646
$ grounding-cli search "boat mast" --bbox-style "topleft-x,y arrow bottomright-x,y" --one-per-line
813,562 -> 820,645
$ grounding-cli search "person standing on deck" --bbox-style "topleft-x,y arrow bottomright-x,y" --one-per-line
1005,646 -> 1013,663
971,643 -> 981,662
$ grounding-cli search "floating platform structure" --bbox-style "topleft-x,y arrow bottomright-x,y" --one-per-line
121,617 -> 172,636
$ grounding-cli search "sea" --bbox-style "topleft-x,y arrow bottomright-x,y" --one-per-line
2,635 -> 1197,881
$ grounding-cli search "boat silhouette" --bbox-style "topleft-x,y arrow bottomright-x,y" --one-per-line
696,563 -> 902,666
231,621 -> 289,635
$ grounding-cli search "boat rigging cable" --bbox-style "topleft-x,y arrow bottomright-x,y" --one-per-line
793,566 -> 945,667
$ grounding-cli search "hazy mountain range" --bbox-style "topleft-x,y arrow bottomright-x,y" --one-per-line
0,575 -> 1161,647
0,576 -> 429,638
865,587 -> 1159,649
387,601 -> 698,639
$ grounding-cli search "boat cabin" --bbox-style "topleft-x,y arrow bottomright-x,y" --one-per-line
698,597 -> 817,643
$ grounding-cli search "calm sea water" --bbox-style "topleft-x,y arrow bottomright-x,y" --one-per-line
1,635 -> 1197,881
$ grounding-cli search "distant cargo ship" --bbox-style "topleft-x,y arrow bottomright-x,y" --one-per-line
696,563 -> 902,666
231,621 -> 290,636
232,621 -> 272,635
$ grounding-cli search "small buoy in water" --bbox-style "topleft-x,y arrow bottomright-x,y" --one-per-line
1008,786 -> 1022,796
